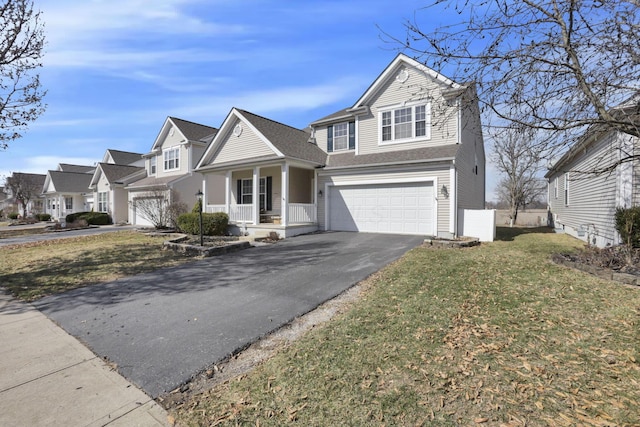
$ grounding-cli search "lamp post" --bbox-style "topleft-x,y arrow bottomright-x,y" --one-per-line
196,190 -> 203,246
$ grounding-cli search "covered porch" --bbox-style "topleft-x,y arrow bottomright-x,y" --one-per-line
201,161 -> 319,238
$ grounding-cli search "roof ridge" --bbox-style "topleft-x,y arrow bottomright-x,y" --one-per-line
236,109 -> 308,134
169,116 -> 218,131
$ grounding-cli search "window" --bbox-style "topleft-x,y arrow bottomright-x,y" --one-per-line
241,179 -> 253,204
333,123 -> 349,151
379,103 -> 431,143
163,147 -> 180,171
98,192 -> 108,212
564,173 -> 569,206
65,197 -> 73,210
554,177 -> 558,199
238,177 -> 269,209
327,121 -> 355,152
150,157 -> 156,175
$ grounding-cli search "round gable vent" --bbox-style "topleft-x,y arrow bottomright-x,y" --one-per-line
396,69 -> 410,83
233,124 -> 243,137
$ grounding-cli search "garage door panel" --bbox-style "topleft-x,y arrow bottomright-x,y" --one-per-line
329,182 -> 433,235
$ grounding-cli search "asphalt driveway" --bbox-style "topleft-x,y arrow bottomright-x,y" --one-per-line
35,232 -> 424,398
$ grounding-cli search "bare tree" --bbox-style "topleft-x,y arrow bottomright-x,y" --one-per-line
5,171 -> 43,217
1,0 -> 46,149
387,0 -> 639,171
492,127 -> 546,226
131,187 -> 187,229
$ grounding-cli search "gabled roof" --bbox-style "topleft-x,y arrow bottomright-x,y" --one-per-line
11,172 -> 46,188
311,53 -> 464,126
169,117 -> 219,142
545,95 -> 640,178
196,108 -> 327,170
57,164 -> 95,174
44,171 -> 93,193
104,149 -> 144,165
150,117 -> 218,152
237,109 -> 327,164
325,145 -> 460,169
89,163 -> 145,188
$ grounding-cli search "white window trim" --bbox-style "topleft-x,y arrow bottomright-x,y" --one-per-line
332,122 -> 350,152
163,146 -> 180,171
150,156 -> 157,175
554,177 -> 558,199
378,101 -> 431,145
98,192 -> 108,212
240,177 -> 267,208
564,173 -> 569,206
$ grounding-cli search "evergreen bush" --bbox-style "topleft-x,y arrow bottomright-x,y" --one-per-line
614,206 -> 640,248
177,212 -> 229,236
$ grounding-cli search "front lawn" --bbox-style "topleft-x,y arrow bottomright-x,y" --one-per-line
172,228 -> 640,426
0,231 -> 195,301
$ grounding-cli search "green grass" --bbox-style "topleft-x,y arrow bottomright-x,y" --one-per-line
173,228 -> 640,426
0,231 -> 195,301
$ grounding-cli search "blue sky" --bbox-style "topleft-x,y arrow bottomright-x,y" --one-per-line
0,0 -> 497,199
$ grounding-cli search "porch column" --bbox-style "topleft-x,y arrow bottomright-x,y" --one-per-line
253,167 -> 260,224
281,162 -> 289,226
225,171 -> 231,215
201,177 -> 207,209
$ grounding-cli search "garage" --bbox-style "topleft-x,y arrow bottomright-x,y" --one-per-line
132,197 -> 158,227
328,182 -> 434,235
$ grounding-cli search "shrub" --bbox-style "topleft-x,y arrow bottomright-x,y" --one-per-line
65,211 -> 112,225
177,212 -> 229,236
614,206 -> 640,248
36,213 -> 52,221
8,212 -> 19,220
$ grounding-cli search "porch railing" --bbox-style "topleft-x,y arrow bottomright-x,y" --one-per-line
289,203 -> 316,224
205,203 -> 317,225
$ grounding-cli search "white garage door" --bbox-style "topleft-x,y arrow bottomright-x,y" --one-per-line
328,182 -> 434,235
132,201 -> 155,227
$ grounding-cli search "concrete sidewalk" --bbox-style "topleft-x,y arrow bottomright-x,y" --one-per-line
0,291 -> 170,427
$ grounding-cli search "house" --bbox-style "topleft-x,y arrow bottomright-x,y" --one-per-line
196,54 -> 485,238
126,117 -> 224,227
545,99 -> 640,247
2,172 -> 46,217
42,164 -> 96,221
88,149 -> 145,223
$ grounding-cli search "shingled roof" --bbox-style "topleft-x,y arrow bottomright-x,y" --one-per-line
238,109 -> 327,165
106,149 -> 143,166
170,117 -> 219,142
325,145 -> 460,169
98,163 -> 144,183
46,171 -> 93,193
58,164 -> 95,174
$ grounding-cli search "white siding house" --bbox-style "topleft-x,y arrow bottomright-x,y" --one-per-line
196,54 -> 486,238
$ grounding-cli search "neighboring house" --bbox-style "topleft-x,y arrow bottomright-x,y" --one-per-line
545,100 -> 640,247
126,117 -> 224,227
43,164 -> 96,221
2,173 -> 46,217
196,54 -> 485,238
88,149 -> 145,223
89,163 -> 145,223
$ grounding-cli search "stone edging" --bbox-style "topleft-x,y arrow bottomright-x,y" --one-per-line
424,237 -> 480,248
163,234 -> 251,257
551,254 -> 640,287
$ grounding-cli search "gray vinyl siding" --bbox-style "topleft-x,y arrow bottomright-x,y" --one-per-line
357,64 -> 458,156
213,119 -> 275,165
317,165 -> 450,236
455,97 -> 485,209
547,132 -> 622,246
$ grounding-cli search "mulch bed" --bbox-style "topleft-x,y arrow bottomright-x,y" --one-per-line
552,245 -> 640,286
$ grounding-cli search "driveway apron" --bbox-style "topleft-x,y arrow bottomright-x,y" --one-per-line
35,232 -> 423,398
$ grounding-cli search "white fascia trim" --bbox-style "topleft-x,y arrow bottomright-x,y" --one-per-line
353,54 -> 461,108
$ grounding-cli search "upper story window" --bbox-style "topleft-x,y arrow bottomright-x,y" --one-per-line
150,156 -> 157,175
379,102 -> 431,144
163,147 -> 180,171
327,121 -> 355,153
